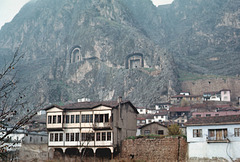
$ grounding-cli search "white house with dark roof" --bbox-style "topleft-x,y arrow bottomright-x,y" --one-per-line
153,110 -> 168,122
45,99 -> 138,159
185,115 -> 240,161
136,107 -> 147,114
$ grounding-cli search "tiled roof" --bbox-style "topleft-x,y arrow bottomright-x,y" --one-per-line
220,89 -> 231,92
170,107 -> 191,112
146,114 -> 155,119
154,110 -> 168,116
154,102 -> 171,105
185,115 -> 240,126
137,107 -> 146,109
183,95 -> 202,98
138,122 -> 167,129
137,117 -> 146,120
171,95 -> 184,98
45,100 -> 138,113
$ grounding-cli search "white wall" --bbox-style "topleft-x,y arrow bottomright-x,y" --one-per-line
187,124 -> 240,161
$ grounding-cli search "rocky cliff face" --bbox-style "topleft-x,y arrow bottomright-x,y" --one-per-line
142,0 -> 240,75
0,0 -> 179,107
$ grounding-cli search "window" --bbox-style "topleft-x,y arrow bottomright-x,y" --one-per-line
144,130 -> 150,135
234,128 -> 240,137
193,129 -> 202,137
140,109 -> 143,112
76,115 -> 80,123
82,133 -> 94,141
107,132 -> 111,141
82,114 -> 93,123
66,133 -> 69,141
71,115 -> 74,123
82,115 -> 86,123
59,133 -> 63,141
196,115 -> 201,117
70,133 -> 74,141
55,133 -> 58,141
48,116 -> 52,124
142,120 -> 145,123
148,120 -> 151,123
53,115 -> 56,123
158,130 -> 164,135
215,114 -> 219,116
63,115 -> 65,123
30,137 -> 32,142
66,115 -> 69,123
206,114 -> 211,117
57,115 -> 61,123
41,137 -> 43,142
95,114 -> 104,123
208,129 -> 227,141
75,133 -> 79,141
102,132 -> 106,141
96,132 -> 100,141
105,114 -> 109,122
50,133 -> 54,141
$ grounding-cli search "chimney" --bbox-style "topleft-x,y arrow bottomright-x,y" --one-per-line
118,96 -> 122,104
118,96 -> 122,121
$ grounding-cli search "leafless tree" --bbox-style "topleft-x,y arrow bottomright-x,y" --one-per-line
0,48 -> 40,160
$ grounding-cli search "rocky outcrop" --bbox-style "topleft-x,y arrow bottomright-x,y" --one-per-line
0,0 -> 179,107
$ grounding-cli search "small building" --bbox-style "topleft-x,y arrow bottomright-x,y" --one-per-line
146,108 -> 156,114
169,106 -> 191,118
170,95 -> 184,105
173,115 -> 188,124
180,92 -> 190,96
155,102 -> 171,110
182,95 -> 203,103
220,89 -> 231,102
153,110 -> 168,122
23,131 -> 48,144
138,122 -> 168,135
137,107 -> 147,114
203,91 -> 221,101
145,115 -> 154,124
0,127 -> 26,152
185,115 -> 240,161
137,117 -> 146,127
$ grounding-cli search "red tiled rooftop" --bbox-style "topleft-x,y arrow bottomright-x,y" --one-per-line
185,115 -> 240,126
171,95 -> 184,98
45,100 -> 137,113
170,107 -> 191,112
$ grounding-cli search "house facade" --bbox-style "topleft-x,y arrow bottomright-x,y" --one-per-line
220,89 -> 231,102
45,99 -> 138,158
139,122 -> 168,135
185,115 -> 240,161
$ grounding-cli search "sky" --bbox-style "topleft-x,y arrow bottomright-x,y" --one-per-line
0,0 -> 174,29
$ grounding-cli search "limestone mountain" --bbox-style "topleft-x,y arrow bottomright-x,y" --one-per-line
1,0 -> 239,108
138,0 -> 240,75
0,0 -> 179,107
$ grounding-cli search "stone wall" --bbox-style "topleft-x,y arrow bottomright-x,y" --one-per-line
18,144 -> 48,162
181,78 -> 240,101
121,137 -> 187,162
